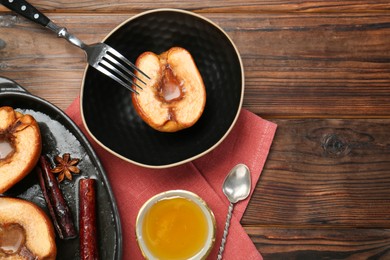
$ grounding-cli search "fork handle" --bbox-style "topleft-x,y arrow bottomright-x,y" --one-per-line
1,0 -> 86,49
1,0 -> 50,27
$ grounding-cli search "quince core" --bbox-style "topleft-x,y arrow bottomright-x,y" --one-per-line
0,197 -> 56,259
0,106 -> 41,194
132,47 -> 206,132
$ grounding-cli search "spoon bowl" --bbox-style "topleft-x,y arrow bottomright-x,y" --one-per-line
217,164 -> 251,259
222,164 -> 251,203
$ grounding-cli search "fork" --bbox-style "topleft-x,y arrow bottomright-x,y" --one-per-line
1,0 -> 148,94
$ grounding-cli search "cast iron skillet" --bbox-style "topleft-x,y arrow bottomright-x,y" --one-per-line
0,77 -> 122,260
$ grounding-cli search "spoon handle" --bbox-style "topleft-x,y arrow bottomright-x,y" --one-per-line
217,202 -> 234,260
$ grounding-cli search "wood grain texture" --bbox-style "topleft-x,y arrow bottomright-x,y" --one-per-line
243,119 -> 390,227
0,1 -> 389,13
245,227 -> 390,259
241,118 -> 390,258
1,13 -> 389,115
1,1 -> 390,258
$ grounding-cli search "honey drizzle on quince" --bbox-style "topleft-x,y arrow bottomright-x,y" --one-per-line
158,64 -> 184,103
156,64 -> 185,123
0,139 -> 13,160
0,114 -> 32,161
0,223 -> 25,255
0,223 -> 36,259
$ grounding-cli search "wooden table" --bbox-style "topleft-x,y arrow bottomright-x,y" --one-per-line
1,1 -> 390,259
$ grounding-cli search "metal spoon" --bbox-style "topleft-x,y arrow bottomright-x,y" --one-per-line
217,164 -> 251,260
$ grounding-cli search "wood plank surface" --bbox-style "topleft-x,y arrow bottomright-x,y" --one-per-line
0,1 -> 389,13
246,227 -> 390,259
1,13 -> 389,116
242,119 -> 390,227
1,0 -> 390,258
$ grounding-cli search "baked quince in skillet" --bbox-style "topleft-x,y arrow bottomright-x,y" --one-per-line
132,47 -> 206,132
0,197 -> 56,259
0,106 -> 41,194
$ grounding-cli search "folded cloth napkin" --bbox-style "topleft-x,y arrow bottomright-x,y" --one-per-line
66,97 -> 277,260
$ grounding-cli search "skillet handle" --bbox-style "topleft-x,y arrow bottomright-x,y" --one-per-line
1,0 -> 50,27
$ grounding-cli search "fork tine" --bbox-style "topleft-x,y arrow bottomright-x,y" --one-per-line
107,48 -> 151,80
103,54 -> 147,86
99,59 -> 144,91
95,64 -> 140,94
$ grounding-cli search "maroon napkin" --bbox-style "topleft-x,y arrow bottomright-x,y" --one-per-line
66,97 -> 276,259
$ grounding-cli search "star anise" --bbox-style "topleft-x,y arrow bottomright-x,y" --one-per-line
51,153 -> 80,182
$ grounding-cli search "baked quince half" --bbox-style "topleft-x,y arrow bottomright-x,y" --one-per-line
132,47 -> 206,132
0,106 -> 42,194
0,197 -> 56,259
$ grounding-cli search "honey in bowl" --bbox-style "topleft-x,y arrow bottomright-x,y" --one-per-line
136,190 -> 215,260
143,197 -> 207,259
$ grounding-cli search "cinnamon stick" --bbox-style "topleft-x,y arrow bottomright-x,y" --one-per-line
79,178 -> 99,260
36,155 -> 77,240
